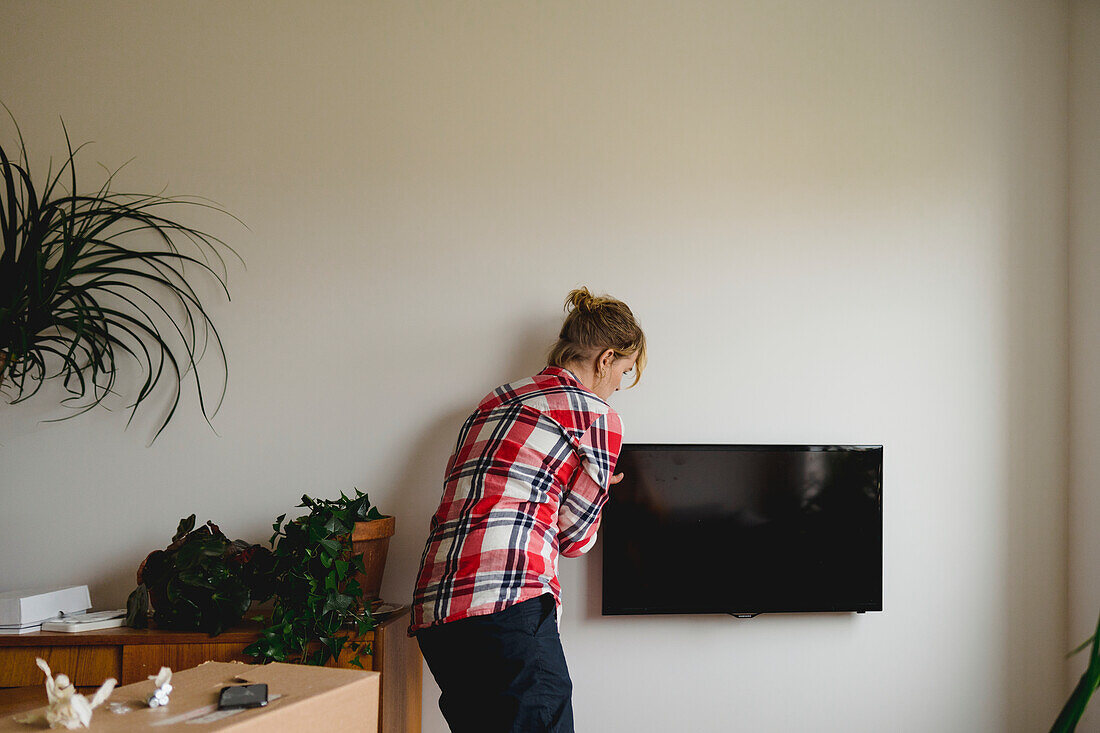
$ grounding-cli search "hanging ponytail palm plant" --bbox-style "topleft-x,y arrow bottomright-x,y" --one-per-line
0,112 -> 240,441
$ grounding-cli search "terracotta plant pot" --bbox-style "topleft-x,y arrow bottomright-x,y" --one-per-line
352,516 -> 395,603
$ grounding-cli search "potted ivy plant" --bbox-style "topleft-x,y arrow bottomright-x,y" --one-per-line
125,514 -> 276,635
0,110 -> 239,441
245,490 -> 395,668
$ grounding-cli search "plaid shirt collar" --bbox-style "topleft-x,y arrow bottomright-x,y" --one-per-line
537,365 -> 608,405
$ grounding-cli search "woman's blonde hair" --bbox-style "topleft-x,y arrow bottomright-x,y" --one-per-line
547,287 -> 647,387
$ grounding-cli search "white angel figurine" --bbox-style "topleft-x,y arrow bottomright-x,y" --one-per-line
14,657 -> 116,729
146,667 -> 173,707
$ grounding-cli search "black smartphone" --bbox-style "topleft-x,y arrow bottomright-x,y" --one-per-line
217,683 -> 269,710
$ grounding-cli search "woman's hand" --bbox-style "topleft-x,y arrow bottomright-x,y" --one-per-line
610,473 -> 624,484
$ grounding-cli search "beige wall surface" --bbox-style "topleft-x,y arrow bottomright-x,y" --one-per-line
0,2 -> 1072,731
1070,2 -> 1100,731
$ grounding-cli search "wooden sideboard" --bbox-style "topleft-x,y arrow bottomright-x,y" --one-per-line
0,608 -> 420,733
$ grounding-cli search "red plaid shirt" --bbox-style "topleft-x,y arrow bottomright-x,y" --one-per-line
410,366 -> 623,632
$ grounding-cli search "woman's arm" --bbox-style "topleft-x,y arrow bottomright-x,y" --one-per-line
557,411 -> 623,557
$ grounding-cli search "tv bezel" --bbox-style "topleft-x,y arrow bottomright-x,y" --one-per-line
600,443 -> 883,617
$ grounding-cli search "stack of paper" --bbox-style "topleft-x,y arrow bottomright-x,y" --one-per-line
0,586 -> 92,634
41,609 -> 126,633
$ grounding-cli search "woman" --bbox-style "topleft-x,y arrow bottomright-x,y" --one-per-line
410,287 -> 646,733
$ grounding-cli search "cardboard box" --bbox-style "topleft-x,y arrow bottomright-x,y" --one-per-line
0,587 -> 91,628
0,661 -> 379,732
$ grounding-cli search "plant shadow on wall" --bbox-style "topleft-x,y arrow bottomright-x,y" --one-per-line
0,108 -> 241,442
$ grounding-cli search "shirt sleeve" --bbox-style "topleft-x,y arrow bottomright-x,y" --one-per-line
557,410 -> 623,558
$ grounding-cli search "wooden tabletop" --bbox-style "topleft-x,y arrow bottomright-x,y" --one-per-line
0,608 -> 408,647
0,621 -> 266,647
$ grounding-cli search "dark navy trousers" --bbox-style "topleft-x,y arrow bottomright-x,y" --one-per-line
416,594 -> 574,733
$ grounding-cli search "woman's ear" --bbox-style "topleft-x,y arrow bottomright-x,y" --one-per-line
596,348 -> 615,377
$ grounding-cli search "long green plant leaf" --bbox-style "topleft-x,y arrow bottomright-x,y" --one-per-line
1050,608 -> 1100,733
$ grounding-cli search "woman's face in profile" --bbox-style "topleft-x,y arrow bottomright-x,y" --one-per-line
595,353 -> 638,400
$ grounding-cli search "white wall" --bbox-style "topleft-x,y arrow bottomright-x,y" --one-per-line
0,2 -> 1071,731
1069,2 -> 1100,730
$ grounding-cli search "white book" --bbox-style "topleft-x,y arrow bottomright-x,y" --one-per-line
0,586 -> 91,626
41,609 -> 126,633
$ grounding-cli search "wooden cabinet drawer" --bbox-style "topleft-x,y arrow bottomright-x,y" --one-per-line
120,642 -> 254,685
0,646 -> 120,686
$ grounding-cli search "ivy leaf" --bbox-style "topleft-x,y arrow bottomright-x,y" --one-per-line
344,578 -> 363,598
322,593 -> 353,616
352,500 -> 369,522
323,514 -> 348,535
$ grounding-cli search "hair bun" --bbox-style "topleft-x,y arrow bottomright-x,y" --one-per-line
565,287 -> 599,313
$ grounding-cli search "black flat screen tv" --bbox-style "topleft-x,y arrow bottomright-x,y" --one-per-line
601,444 -> 883,616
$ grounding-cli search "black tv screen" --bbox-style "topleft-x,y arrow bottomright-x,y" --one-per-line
601,444 -> 883,616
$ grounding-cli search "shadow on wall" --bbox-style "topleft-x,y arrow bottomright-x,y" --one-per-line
379,312 -> 561,605
1000,107 -> 1068,730
585,538 -> 606,620
380,407 -> 469,602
